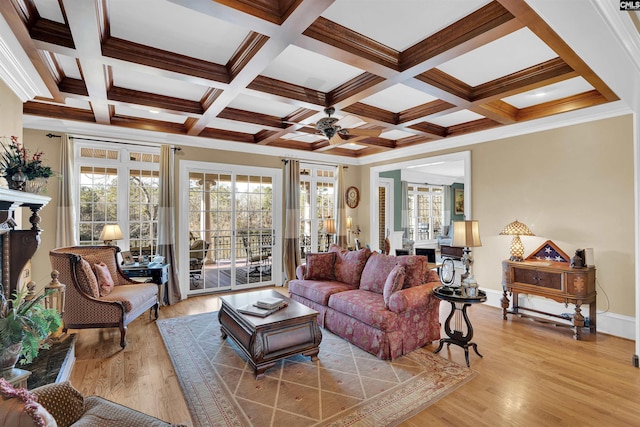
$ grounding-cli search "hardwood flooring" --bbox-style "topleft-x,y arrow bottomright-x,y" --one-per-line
68,286 -> 640,426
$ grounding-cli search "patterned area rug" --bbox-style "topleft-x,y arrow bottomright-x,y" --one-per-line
157,312 -> 475,427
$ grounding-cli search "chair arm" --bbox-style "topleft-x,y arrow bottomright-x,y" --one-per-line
388,282 -> 439,314
32,381 -> 85,426
296,264 -> 306,280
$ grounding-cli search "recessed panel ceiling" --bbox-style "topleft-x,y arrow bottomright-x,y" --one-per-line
261,45 -> 363,92
229,94 -> 300,117
437,28 -> 558,86
322,0 -> 491,51
502,77 -> 595,109
33,0 -> 64,23
361,84 -> 438,112
428,110 -> 485,127
65,98 -> 91,110
111,67 -> 207,102
380,129 -> 418,140
55,54 -> 81,79
205,118 -> 263,134
341,143 -> 367,150
115,105 -> 186,124
281,132 -> 323,143
109,0 -> 249,64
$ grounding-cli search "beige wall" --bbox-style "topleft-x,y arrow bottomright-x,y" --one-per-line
360,114 -> 635,318
0,80 -> 22,139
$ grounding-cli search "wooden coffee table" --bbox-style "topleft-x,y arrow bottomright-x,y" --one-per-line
218,289 -> 322,379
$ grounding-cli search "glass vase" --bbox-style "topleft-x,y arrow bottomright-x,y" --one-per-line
25,177 -> 48,194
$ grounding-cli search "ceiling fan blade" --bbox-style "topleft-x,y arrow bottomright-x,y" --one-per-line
329,133 -> 344,146
335,114 -> 365,128
347,128 -> 382,137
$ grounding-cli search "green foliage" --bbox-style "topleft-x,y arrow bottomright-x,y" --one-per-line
1,136 -> 55,180
0,287 -> 62,365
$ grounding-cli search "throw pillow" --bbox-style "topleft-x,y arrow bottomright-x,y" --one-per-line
75,259 -> 100,298
329,244 -> 371,286
0,378 -> 57,427
360,251 -> 398,294
32,382 -> 84,427
396,256 -> 427,288
425,268 -> 440,283
94,262 -> 115,296
383,265 -> 405,308
304,252 -> 336,280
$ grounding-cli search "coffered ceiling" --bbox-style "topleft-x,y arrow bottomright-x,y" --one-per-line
0,0 -> 635,158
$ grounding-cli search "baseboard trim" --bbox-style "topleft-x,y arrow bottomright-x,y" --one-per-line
482,288 -> 635,340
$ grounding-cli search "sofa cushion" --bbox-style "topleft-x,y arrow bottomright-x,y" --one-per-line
304,252 -> 336,280
32,381 -> 84,427
100,283 -> 157,312
425,268 -> 439,283
328,290 -> 399,331
359,251 -> 398,294
329,245 -> 371,287
396,256 -> 427,288
383,265 -> 405,308
75,259 -> 100,297
84,253 -> 119,286
288,280 -> 357,306
75,396 -> 176,427
94,262 -> 115,296
0,378 -> 58,427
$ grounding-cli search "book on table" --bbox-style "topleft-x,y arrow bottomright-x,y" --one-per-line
255,296 -> 286,309
237,302 -> 287,318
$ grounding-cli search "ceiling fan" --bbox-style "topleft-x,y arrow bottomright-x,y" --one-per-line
288,107 -> 382,148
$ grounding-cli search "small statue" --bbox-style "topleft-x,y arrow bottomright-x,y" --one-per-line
570,251 -> 584,268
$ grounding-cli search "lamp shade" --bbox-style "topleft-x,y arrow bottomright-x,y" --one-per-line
452,220 -> 482,248
99,224 -> 123,242
499,220 -> 535,236
324,219 -> 336,234
346,216 -> 353,229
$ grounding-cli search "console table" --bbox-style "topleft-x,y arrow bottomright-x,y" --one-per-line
501,260 -> 596,340
122,263 -> 170,304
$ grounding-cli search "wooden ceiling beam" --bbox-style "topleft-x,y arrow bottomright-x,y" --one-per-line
516,90 -> 608,121
398,100 -> 456,125
248,75 -> 327,106
218,107 -> 284,129
108,86 -> 204,116
497,0 -> 618,102
328,72 -> 385,107
448,117 -> 501,136
198,127 -> 255,143
210,0 -> 304,25
471,100 -> 518,124
110,115 -> 187,134
227,32 -> 269,82
23,100 -> 95,122
415,69 -> 472,102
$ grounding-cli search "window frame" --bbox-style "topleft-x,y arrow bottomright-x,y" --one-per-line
300,163 -> 337,255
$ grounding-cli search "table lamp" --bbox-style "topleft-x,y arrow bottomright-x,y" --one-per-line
499,220 -> 535,261
346,216 -> 353,245
452,220 -> 482,291
324,219 -> 335,250
100,224 -> 123,246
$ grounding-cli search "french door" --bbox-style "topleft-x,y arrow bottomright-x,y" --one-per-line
180,162 -> 281,295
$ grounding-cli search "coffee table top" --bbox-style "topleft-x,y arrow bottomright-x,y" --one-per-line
220,289 -> 317,326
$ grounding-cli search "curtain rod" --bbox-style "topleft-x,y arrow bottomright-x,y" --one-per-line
69,135 -> 178,149
282,158 -> 347,169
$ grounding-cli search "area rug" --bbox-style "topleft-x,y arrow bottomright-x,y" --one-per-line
157,312 -> 475,427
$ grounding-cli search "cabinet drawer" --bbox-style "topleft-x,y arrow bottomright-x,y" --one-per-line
513,268 -> 562,290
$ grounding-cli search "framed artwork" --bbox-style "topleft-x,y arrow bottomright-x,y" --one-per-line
454,188 -> 464,215
121,251 -> 135,265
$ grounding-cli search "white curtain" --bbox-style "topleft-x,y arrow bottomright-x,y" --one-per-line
56,134 -> 77,247
336,165 -> 347,248
401,180 -> 409,240
157,145 -> 181,304
283,160 -> 300,284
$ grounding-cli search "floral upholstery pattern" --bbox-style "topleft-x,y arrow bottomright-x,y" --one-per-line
383,265 -> 405,307
359,251 -> 398,294
329,244 -> 371,286
303,252 -> 336,280
425,268 -> 440,283
396,255 -> 427,288
288,280 -> 357,306
328,290 -> 399,331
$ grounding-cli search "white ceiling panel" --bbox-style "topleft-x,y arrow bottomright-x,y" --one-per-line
380,129 -> 418,140
322,0 -> 491,51
502,77 -> 595,109
428,110 -> 485,127
361,83 -> 438,112
341,143 -> 366,150
109,0 -> 249,64
55,54 -> 81,79
205,118 -> 264,134
33,0 -> 64,23
281,132 -> 324,143
111,67 -> 207,102
229,94 -> 300,117
261,45 -> 363,92
437,28 -> 558,86
115,105 -> 186,124
64,98 -> 92,110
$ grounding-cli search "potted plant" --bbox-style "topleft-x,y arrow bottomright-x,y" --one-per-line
1,135 -> 54,191
0,287 -> 62,371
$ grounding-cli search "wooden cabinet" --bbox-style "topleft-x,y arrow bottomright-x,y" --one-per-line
501,260 -> 596,340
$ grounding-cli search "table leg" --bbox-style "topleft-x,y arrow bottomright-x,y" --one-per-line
435,300 -> 482,367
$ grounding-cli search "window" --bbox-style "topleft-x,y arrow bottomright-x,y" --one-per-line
300,165 -> 336,257
407,184 -> 443,242
76,141 -> 160,259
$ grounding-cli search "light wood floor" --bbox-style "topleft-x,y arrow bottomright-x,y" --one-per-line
68,286 -> 640,426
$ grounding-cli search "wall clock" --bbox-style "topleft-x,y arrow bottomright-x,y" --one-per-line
345,186 -> 360,208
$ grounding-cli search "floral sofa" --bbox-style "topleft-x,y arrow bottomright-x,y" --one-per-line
289,244 -> 441,360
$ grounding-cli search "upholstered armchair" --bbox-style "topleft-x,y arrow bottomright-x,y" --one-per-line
49,246 -> 159,348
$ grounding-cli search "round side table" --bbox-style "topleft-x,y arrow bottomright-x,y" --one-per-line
433,285 -> 487,367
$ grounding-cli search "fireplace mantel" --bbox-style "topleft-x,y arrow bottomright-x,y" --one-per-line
0,188 -> 51,298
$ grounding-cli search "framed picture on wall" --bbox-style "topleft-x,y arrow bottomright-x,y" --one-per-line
454,188 -> 464,215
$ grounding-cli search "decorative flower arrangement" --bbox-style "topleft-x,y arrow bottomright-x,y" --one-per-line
1,135 -> 54,182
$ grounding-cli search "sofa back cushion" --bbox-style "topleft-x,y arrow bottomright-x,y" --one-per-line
383,265 -> 405,308
304,252 -> 336,280
75,259 -> 100,297
396,255 -> 427,288
329,244 -> 371,287
359,251 -> 398,294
